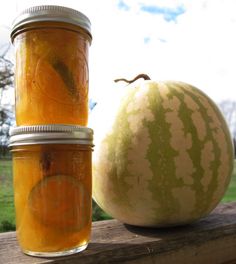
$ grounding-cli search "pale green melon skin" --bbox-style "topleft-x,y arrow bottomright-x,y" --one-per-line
93,81 -> 234,227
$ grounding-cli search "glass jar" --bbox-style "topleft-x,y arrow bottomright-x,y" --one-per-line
9,125 -> 93,257
11,6 -> 92,126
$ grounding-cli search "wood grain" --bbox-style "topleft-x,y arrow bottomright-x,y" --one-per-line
0,202 -> 236,264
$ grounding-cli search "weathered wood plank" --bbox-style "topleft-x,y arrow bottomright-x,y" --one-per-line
0,202 -> 236,264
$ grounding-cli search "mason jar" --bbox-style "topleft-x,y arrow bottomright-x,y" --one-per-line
9,125 -> 93,257
11,5 -> 92,126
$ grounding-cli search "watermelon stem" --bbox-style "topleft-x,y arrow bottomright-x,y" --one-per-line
114,74 -> 151,84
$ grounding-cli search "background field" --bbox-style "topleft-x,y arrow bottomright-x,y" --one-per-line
0,159 -> 235,232
0,160 -> 15,232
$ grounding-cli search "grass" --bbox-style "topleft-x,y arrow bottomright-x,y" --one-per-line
221,160 -> 236,202
0,159 -> 15,232
0,159 -> 235,232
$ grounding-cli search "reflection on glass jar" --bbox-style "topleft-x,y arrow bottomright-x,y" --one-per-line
11,6 -> 92,126
9,125 -> 93,257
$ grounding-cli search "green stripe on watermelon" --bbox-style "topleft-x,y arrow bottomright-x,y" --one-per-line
172,83 -> 220,218
146,83 -> 181,224
181,83 -> 234,203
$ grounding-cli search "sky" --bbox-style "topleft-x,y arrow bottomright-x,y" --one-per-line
1,0 -> 236,113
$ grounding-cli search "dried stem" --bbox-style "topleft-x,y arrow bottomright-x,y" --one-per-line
114,74 -> 151,84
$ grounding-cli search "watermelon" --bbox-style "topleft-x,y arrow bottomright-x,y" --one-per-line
92,78 -> 234,227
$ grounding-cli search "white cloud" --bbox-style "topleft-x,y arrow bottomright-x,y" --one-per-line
1,0 -> 236,114
87,0 -> 236,104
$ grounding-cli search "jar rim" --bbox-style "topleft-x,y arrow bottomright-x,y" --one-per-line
8,125 -> 94,147
11,5 -> 92,41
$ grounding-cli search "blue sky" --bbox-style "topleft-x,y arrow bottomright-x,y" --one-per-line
0,0 -> 236,111
140,4 -> 185,22
117,0 -> 186,22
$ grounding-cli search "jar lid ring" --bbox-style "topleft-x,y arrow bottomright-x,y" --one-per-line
9,125 -> 94,147
11,5 -> 92,41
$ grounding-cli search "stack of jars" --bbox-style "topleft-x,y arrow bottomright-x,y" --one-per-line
9,6 -> 93,257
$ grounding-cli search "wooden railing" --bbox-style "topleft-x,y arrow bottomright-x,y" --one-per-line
0,202 -> 236,264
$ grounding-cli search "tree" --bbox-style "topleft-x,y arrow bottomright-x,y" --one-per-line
0,45 -> 14,157
233,138 -> 236,158
218,100 -> 236,137
218,100 -> 236,158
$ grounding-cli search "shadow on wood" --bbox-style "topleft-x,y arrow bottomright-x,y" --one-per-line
0,202 -> 236,264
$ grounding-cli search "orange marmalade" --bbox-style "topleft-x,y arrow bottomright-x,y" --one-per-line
11,6 -> 92,126
9,125 -> 93,257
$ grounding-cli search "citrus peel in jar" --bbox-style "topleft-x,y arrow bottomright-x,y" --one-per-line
28,174 -> 90,230
11,6 -> 92,126
9,124 -> 93,257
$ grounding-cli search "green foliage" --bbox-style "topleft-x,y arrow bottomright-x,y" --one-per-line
0,220 -> 15,232
222,160 -> 236,203
0,159 -> 15,232
92,200 -> 113,221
